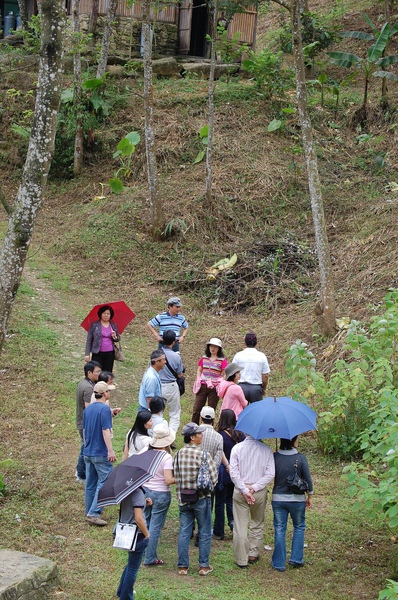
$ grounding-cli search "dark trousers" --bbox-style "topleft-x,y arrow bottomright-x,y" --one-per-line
91,350 -> 115,372
213,482 -> 234,537
239,382 -> 264,404
192,384 -> 220,424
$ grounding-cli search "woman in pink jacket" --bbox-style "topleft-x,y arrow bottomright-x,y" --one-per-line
218,363 -> 248,418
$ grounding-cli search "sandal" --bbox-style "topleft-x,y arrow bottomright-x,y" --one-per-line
146,559 -> 164,566
248,556 -> 259,564
178,567 -> 188,576
199,566 -> 213,576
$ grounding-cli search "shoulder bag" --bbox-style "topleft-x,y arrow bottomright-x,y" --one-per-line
165,356 -> 185,396
286,453 -> 309,494
174,450 -> 199,503
113,339 -> 125,362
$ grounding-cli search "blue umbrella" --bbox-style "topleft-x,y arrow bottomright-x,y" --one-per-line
236,396 -> 317,440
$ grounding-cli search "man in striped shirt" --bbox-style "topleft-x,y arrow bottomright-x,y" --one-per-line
147,297 -> 188,353
230,435 -> 275,568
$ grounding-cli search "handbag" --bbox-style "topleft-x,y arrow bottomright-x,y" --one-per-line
164,357 -> 185,396
197,451 -> 214,493
180,488 -> 199,503
177,376 -> 185,396
113,521 -> 138,551
174,451 -> 199,503
286,454 -> 309,494
113,340 -> 125,362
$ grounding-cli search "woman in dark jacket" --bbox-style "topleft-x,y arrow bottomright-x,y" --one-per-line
213,409 -> 245,540
85,305 -> 120,372
271,436 -> 313,571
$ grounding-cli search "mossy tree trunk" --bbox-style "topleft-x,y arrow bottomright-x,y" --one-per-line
205,2 -> 218,206
292,0 -> 336,335
96,0 -> 118,79
17,0 -> 28,30
0,0 -> 65,354
142,0 -> 163,237
72,0 -> 84,176
88,0 -> 99,35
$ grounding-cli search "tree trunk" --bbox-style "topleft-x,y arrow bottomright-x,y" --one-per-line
292,0 -> 336,336
142,0 -> 163,237
72,0 -> 84,176
88,0 -> 99,35
17,0 -> 28,30
96,0 -> 118,79
0,0 -> 65,354
205,2 -> 218,207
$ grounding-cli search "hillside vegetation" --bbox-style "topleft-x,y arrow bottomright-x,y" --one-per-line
1,0 -> 398,598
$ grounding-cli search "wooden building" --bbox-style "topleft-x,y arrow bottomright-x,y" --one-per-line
1,0 -> 257,57
73,0 -> 257,57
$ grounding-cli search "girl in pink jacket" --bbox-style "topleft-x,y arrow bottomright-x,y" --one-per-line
218,363 -> 248,418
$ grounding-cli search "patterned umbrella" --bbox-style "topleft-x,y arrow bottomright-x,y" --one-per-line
97,449 -> 164,508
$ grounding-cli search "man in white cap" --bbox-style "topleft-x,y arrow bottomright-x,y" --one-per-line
147,297 -> 188,353
200,406 -> 223,470
82,381 -> 117,526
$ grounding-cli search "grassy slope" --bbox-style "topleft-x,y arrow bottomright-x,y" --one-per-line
1,0 -> 398,597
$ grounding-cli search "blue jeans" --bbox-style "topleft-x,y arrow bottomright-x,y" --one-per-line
271,500 -> 306,570
213,482 -> 234,537
76,429 -> 86,480
84,455 -> 113,517
178,497 -> 212,568
117,537 -> 149,600
143,489 -> 171,565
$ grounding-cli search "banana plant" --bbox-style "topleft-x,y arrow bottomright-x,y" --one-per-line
328,18 -> 398,107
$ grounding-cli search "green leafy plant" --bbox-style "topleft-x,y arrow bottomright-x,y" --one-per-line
328,18 -> 398,108
379,580 -> 398,599
163,218 -> 188,238
242,48 -> 293,99
287,290 -> 398,457
193,125 -> 209,165
267,107 -> 295,133
208,24 -> 248,83
280,11 -> 339,65
109,131 -> 141,194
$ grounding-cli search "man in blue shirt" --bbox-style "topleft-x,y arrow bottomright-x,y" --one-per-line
83,381 -> 117,526
147,297 -> 188,352
138,350 -> 166,411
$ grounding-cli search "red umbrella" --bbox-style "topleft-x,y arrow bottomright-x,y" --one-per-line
80,301 -> 136,334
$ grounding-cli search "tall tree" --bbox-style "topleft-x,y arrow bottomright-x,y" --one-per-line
291,0 -> 336,335
88,0 -> 100,35
17,0 -> 29,30
141,0 -> 163,236
205,2 -> 218,205
72,0 -> 84,176
0,0 -> 65,354
96,0 -> 118,79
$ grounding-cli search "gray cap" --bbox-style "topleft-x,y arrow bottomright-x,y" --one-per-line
167,297 -> 182,307
182,422 -> 206,437
225,363 -> 241,380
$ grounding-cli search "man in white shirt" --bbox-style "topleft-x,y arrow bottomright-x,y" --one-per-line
232,333 -> 270,403
229,435 -> 275,568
